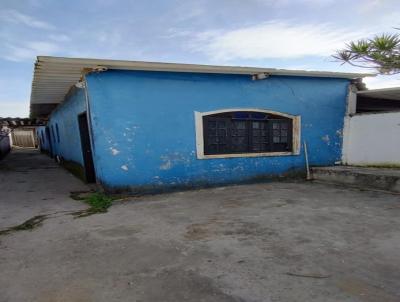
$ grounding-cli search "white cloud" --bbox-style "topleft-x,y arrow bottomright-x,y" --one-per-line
0,101 -> 29,118
2,41 -> 60,62
256,0 -> 335,7
364,75 -> 400,89
49,34 -> 70,42
163,28 -> 192,39
192,21 -> 368,61
0,9 -> 55,30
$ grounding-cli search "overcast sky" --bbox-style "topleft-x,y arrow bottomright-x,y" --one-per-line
0,0 -> 399,117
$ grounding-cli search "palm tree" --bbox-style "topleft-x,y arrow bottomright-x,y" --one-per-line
333,30 -> 400,75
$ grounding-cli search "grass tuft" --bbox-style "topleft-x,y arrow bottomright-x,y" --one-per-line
0,193 -> 117,236
71,192 -> 116,218
84,192 -> 114,212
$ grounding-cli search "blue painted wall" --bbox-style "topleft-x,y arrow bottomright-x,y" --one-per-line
84,70 -> 350,191
46,87 -> 86,165
36,126 -> 50,152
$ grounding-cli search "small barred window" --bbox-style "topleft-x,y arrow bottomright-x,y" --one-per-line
203,111 -> 293,155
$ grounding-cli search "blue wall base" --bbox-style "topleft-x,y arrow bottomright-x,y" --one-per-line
100,167 -> 307,195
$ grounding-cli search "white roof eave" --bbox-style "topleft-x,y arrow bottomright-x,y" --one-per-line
30,56 -> 375,116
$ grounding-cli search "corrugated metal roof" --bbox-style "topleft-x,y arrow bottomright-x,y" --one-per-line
30,56 -> 375,117
357,87 -> 400,101
0,118 -> 45,127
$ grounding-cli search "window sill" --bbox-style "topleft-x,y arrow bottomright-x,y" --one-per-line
197,151 -> 300,160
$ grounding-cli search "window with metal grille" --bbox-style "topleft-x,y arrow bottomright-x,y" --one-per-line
203,111 -> 292,155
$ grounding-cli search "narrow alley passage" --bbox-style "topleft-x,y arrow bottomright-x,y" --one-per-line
0,148 -> 88,228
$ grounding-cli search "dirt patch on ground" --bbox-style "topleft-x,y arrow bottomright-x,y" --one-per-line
337,278 -> 399,302
223,221 -> 276,238
185,217 -> 278,242
221,198 -> 244,208
185,224 -> 211,240
184,217 -> 225,241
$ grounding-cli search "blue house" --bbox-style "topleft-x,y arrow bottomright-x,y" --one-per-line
32,56 -> 369,192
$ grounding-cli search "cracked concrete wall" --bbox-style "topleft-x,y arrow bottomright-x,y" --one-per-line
84,70 -> 349,190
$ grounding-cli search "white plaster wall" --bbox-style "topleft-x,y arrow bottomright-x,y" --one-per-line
343,111 -> 400,165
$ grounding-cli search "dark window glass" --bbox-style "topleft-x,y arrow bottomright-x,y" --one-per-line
270,120 -> 292,151
251,120 -> 269,152
231,120 -> 248,152
204,118 -> 230,154
232,112 -> 250,119
250,112 -> 267,120
203,111 -> 292,155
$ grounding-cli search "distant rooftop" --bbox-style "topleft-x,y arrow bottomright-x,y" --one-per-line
30,56 -> 375,118
356,87 -> 400,113
0,118 -> 45,128
357,87 -> 400,101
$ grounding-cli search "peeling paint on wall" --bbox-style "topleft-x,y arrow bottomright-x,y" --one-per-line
160,159 -> 172,170
321,134 -> 331,145
159,152 -> 192,171
84,70 -> 349,189
110,147 -> 120,156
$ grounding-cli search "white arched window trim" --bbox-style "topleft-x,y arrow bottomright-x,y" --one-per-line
194,108 -> 301,159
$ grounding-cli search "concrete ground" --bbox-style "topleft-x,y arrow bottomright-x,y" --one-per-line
0,148 -> 87,228
0,149 -> 400,302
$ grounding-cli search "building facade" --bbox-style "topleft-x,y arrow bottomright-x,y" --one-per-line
34,57 -> 368,192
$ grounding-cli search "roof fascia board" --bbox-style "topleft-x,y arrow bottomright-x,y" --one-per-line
36,56 -> 374,79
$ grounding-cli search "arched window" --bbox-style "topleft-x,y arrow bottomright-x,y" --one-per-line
195,109 -> 300,159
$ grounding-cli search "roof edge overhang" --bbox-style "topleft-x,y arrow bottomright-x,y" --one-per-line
30,56 -> 376,118
36,56 -> 375,78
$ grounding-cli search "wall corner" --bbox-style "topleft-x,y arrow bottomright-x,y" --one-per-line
346,84 -> 358,116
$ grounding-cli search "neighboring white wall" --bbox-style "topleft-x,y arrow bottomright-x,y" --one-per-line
342,111 -> 400,165
11,128 -> 36,148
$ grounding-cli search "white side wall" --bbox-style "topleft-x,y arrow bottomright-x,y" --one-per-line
342,111 -> 400,165
11,129 -> 36,148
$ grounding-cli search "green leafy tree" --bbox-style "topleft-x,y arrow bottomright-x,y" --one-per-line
333,31 -> 400,74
